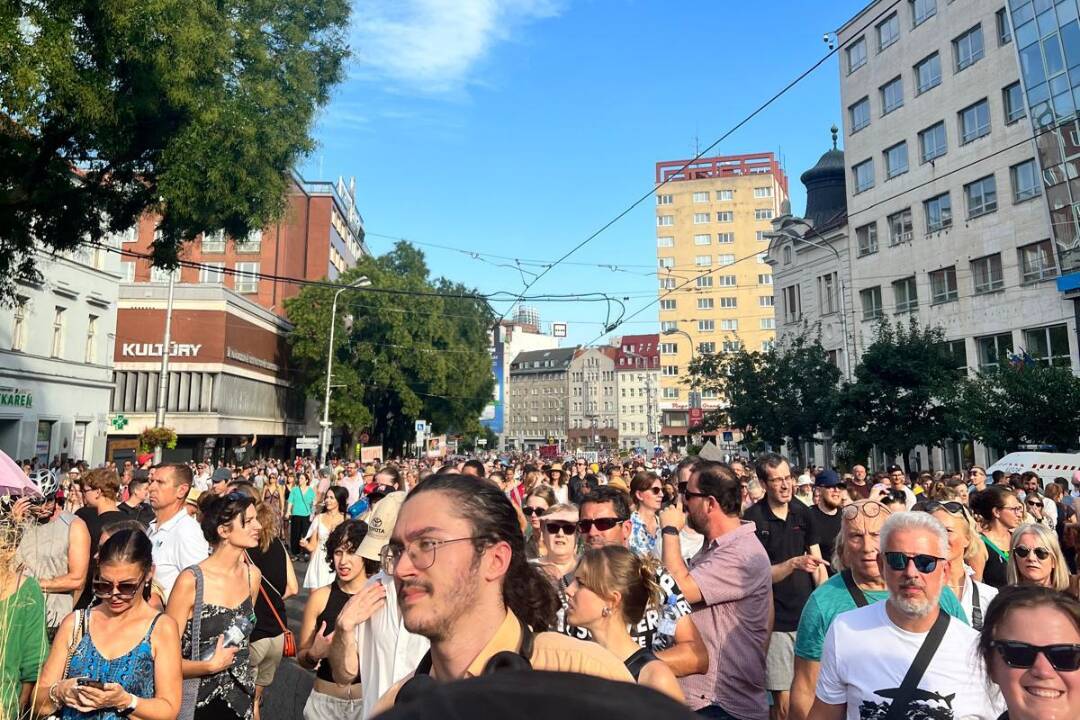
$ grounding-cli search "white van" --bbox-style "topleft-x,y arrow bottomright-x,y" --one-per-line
987,452 -> 1080,487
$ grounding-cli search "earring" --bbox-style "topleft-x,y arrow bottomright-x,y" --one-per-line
601,607 -> 611,618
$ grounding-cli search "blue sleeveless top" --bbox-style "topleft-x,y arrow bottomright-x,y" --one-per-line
61,611 -> 160,720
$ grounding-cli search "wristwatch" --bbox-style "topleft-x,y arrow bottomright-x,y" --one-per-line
661,526 -> 680,537
116,694 -> 138,717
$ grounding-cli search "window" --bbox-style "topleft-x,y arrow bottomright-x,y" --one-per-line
783,285 -> 802,323
200,262 -> 225,284
201,230 -> 226,253
1011,159 -> 1040,202
971,254 -> 1004,294
943,339 -> 968,374
657,194 -> 673,205
717,189 -> 734,201
759,295 -> 774,307
660,299 -> 676,311
924,193 -> 952,232
783,246 -> 793,265
1018,240 -> 1058,283
659,277 -> 676,290
919,121 -> 947,162
853,158 -> 875,193
1023,325 -> 1070,367
878,13 -> 900,50
910,0 -> 936,27
657,215 -> 674,227
755,231 -> 767,242
761,318 -> 776,330
718,232 -> 735,244
662,366 -> 679,377
756,252 -> 768,264
660,321 -> 678,332
693,213 -> 710,224
697,298 -> 715,310
699,342 -> 716,354
893,276 -> 918,313
235,262 -> 260,294
929,266 -> 958,304
122,262 -> 135,282
720,297 -> 738,308
657,236 -> 674,247
718,254 -> 736,266
849,97 -> 871,132
693,234 -> 711,245
660,343 -> 677,354
717,211 -> 733,223
914,53 -> 941,94
977,332 -> 1013,370
721,319 -> 739,331
235,230 -> 262,253
696,276 -> 713,288
758,273 -> 773,285
11,297 -> 27,351
881,76 -> 904,114
856,222 -> 879,257
698,320 -> 715,332
848,36 -> 868,73
996,8 -> 1011,45
884,141 -> 909,178
662,387 -> 679,399
965,175 -> 998,218
695,255 -> 712,267
659,256 -> 674,269
959,99 -> 991,143
754,208 -> 774,221
1003,82 -> 1026,123
861,286 -> 883,320
51,306 -> 65,358
817,273 -> 838,314
718,275 -> 737,286
150,265 -> 178,283
888,208 -> 914,245
692,191 -> 709,203
752,186 -> 772,199
84,315 -> 98,363
953,25 -> 984,71
722,340 -> 742,353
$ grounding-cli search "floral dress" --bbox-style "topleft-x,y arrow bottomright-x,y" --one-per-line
62,611 -> 159,720
181,597 -> 256,719
628,511 -> 660,558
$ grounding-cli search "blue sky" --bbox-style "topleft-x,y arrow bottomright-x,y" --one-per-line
299,0 -> 867,346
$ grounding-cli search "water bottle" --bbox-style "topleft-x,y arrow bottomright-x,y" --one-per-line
653,594 -> 679,651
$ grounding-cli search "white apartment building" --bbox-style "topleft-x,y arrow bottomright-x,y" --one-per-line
613,334 -> 662,451
838,0 -> 1074,469
567,346 -> 619,451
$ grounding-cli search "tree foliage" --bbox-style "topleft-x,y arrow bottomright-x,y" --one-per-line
834,318 -> 958,470
284,243 -> 495,457
958,363 -> 1080,452
0,0 -> 349,301
688,333 -> 840,460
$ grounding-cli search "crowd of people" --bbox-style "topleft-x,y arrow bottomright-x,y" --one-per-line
2,447 -> 1080,720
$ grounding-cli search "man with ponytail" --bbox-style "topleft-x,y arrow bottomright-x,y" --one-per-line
371,474 -> 633,713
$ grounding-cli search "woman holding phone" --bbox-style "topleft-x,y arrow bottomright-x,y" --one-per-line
35,529 -> 182,719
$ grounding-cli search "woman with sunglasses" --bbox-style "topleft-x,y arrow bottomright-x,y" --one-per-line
979,584 -> 1080,720
973,486 -> 1025,588
537,504 -> 580,584
1006,523 -> 1079,598
166,493 -> 262,720
523,485 -> 558,560
565,546 -> 683,702
923,500 -> 998,629
36,529 -> 182,720
628,472 -> 663,558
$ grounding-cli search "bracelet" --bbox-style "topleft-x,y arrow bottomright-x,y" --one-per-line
48,682 -> 64,708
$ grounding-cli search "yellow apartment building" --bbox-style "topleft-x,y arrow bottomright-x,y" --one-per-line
654,153 -> 786,447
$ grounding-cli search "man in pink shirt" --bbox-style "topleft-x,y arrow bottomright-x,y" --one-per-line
337,461 -> 364,507
660,461 -> 773,720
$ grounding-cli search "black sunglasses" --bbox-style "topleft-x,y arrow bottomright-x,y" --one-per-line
991,641 -> 1080,671
577,517 -> 624,533
522,506 -> 544,517
919,500 -> 969,518
883,551 -> 943,573
544,521 -> 577,536
684,489 -> 709,501
1014,546 -> 1052,560
91,575 -> 145,600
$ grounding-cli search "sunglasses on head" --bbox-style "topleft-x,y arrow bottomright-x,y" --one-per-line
577,517 -> 624,533
544,521 -> 577,536
1013,545 -> 1052,560
919,500 -> 969,518
883,551 -> 943,573
991,641 -> 1080,671
91,575 -> 145,600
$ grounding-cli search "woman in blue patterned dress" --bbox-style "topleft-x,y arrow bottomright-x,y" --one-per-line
628,471 -> 663,558
35,528 -> 182,719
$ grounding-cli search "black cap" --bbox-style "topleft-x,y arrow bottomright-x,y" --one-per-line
815,469 -> 842,487
886,464 -> 904,474
211,468 -> 232,483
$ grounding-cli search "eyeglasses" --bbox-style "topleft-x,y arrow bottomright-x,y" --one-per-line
683,489 -> 710,501
544,521 -> 577,536
91,575 -> 145,600
645,486 -> 663,495
380,536 -> 484,574
842,501 -> 893,521
1013,546 -> 1052,560
522,506 -> 545,517
991,641 -> 1080,671
576,517 -> 624,533
1002,505 -> 1025,515
883,551 -> 944,574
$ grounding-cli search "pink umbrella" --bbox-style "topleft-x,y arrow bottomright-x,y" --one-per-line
0,449 -> 39,497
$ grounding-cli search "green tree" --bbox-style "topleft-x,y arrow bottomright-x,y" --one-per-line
958,363 -> 1080,452
834,318 -> 958,471
0,0 -> 349,301
285,242 -> 495,457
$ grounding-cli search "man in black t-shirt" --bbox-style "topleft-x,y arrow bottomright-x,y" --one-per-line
808,469 -> 843,574
118,472 -> 156,526
74,468 -> 127,609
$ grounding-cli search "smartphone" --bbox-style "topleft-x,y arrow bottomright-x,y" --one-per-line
76,678 -> 105,690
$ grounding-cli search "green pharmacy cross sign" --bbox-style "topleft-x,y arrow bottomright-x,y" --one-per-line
111,415 -> 129,430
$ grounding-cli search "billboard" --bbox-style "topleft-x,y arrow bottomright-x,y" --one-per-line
480,337 -> 505,434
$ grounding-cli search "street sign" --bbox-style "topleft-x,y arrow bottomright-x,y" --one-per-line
551,322 -> 567,338
689,408 -> 704,427
477,438 -> 488,446
415,420 -> 428,434
359,432 -> 370,444
296,436 -> 319,450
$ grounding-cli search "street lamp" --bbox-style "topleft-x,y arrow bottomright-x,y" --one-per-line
320,275 -> 371,466
773,219 -> 852,379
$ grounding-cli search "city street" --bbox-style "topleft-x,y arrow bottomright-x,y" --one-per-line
260,558 -> 315,720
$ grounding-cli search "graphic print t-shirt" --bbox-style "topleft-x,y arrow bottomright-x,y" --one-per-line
816,602 -> 1003,720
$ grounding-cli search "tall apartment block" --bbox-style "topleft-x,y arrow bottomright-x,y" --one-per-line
654,153 -> 787,446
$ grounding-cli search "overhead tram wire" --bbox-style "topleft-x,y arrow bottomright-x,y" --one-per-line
489,0 -> 906,327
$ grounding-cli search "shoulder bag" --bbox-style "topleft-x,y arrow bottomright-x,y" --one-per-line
177,566 -> 205,720
257,580 -> 296,657
881,610 -> 951,720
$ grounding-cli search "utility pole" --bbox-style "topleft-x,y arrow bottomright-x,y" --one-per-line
153,272 -> 176,464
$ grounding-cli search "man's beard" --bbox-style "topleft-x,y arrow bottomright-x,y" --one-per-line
399,560 -> 482,643
890,582 -> 936,618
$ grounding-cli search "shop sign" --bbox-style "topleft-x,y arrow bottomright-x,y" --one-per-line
0,389 -> 32,408
121,342 -> 203,358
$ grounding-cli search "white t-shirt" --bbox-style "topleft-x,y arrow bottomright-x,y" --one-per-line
148,510 -> 210,600
817,601 -> 1003,720
960,573 -> 998,631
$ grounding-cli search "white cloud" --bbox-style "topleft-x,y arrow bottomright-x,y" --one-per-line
350,0 -> 563,94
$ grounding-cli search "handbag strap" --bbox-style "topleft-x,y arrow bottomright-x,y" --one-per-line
881,610 -> 951,720
187,566 -> 204,661
841,569 -> 869,608
258,583 -> 290,634
970,581 -> 983,630
62,608 -> 86,679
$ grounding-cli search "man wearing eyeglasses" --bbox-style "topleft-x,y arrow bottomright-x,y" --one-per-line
807,512 -> 1003,720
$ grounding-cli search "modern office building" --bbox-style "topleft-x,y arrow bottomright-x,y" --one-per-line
506,347 -> 576,450
612,334 -> 661,451
654,152 -> 787,444
837,0 -> 1074,469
